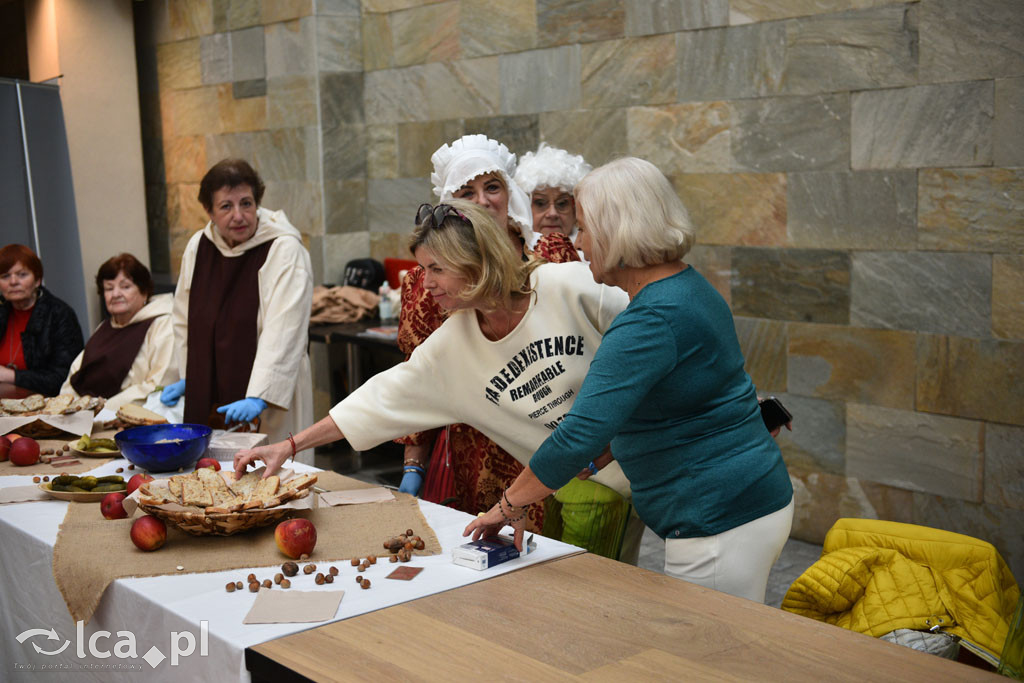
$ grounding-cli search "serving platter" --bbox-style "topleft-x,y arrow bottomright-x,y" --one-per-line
38,483 -> 108,503
66,438 -> 121,459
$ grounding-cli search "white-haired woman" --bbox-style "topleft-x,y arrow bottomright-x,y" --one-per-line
514,143 -> 591,260
394,135 -> 581,537
466,158 -> 795,603
235,201 -> 631,524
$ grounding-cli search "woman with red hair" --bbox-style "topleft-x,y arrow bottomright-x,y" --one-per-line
0,244 -> 83,396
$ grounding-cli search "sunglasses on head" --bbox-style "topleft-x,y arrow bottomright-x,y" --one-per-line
416,203 -> 469,229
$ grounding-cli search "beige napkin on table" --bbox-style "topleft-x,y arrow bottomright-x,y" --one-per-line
243,589 -> 345,624
0,485 -> 51,505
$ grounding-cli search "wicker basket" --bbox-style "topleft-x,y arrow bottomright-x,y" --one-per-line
138,489 -> 312,536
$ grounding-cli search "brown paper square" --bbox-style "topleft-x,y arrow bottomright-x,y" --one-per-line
385,566 -> 423,581
242,589 -> 345,624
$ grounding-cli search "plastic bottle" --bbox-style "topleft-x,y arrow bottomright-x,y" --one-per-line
378,282 -> 395,321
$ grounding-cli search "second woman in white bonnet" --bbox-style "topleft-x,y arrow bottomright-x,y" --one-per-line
514,143 -> 592,252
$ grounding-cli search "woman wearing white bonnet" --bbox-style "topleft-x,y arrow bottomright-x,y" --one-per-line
394,133 -> 581,538
514,143 -> 592,246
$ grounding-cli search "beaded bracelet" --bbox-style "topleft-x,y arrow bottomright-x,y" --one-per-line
498,494 -> 525,524
286,433 -> 297,461
403,458 -> 425,467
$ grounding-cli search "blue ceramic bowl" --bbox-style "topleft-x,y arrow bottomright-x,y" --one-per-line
115,424 -> 213,473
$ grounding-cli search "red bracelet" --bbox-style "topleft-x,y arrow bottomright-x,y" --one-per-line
287,433 -> 297,460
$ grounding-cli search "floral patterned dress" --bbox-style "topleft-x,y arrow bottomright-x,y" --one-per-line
396,232 -> 579,533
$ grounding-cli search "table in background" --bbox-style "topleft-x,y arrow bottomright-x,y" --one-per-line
308,320 -> 404,473
0,383 -> 32,399
247,552 -> 1000,682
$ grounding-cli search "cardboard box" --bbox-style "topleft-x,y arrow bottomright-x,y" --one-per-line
206,431 -> 268,461
451,534 -> 535,570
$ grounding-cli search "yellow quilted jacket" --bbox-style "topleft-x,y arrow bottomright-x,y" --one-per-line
782,518 -> 1020,665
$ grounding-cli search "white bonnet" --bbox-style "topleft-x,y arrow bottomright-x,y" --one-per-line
430,134 -> 534,246
513,143 -> 592,194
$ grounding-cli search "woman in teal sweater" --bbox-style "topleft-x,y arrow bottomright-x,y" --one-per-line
465,157 -> 794,603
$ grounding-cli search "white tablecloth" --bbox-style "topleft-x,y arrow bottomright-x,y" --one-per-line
0,458 -> 580,682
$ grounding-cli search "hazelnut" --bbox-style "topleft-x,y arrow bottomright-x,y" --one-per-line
116,467 -> 123,473
225,582 -> 236,592
361,579 -> 371,589
382,541 -> 390,550
357,564 -> 365,573
282,561 -> 299,577
248,582 -> 259,593
404,541 -> 414,551
415,539 -> 425,550
406,529 -> 413,537
247,573 -> 257,583
400,550 -> 411,563
389,554 -> 398,563
43,476 -> 49,482
325,574 -> 334,583
303,564 -> 315,575
62,444 -> 69,451
274,573 -> 283,585
235,581 -> 243,590
300,553 -> 309,560
262,579 -> 272,589
33,476 -> 40,483
355,576 -> 363,584
367,555 -> 377,565
315,574 -> 325,585
128,464 -> 135,470
329,566 -> 338,576
280,578 -> 291,589
350,558 -> 359,566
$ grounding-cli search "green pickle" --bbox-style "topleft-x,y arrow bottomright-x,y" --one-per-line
52,475 -> 76,487
50,483 -> 72,492
93,483 -> 127,492
96,475 -> 125,484
67,486 -> 90,493
75,477 -> 98,490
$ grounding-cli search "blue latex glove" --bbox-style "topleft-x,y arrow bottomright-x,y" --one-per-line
217,397 -> 267,423
160,379 -> 186,406
399,470 -> 423,496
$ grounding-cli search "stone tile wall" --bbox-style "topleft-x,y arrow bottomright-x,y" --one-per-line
136,0 -> 1024,579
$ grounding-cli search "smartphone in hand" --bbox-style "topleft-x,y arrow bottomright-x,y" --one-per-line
759,396 -> 793,432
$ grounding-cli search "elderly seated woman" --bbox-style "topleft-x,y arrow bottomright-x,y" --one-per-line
0,243 -> 82,396
61,253 -> 177,411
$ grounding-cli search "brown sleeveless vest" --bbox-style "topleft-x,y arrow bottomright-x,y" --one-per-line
184,235 -> 274,426
70,316 -> 156,398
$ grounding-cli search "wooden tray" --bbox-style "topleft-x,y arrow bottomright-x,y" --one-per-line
38,483 -> 109,503
66,438 -> 121,459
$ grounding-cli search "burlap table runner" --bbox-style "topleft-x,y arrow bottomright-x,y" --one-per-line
0,438 -> 113,476
53,472 -> 441,623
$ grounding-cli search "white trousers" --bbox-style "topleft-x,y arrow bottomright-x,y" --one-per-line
663,497 -> 795,603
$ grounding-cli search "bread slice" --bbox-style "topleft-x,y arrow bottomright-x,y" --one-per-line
117,403 -> 168,426
138,483 -> 179,505
196,466 -> 230,493
242,476 -> 280,510
23,394 -> 45,412
66,396 -> 91,413
167,475 -> 189,500
284,473 -> 318,492
181,478 -> 213,507
228,471 -> 262,499
43,395 -> 74,415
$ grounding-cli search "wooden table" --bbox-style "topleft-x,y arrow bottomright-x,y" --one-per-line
246,553 -> 998,682
0,382 -> 31,399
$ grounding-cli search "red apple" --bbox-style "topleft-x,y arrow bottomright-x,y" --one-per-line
194,457 -> 220,471
0,435 -> 10,462
130,515 -> 167,552
274,518 -> 317,559
100,492 -> 128,519
9,437 -> 40,466
126,473 -> 155,495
